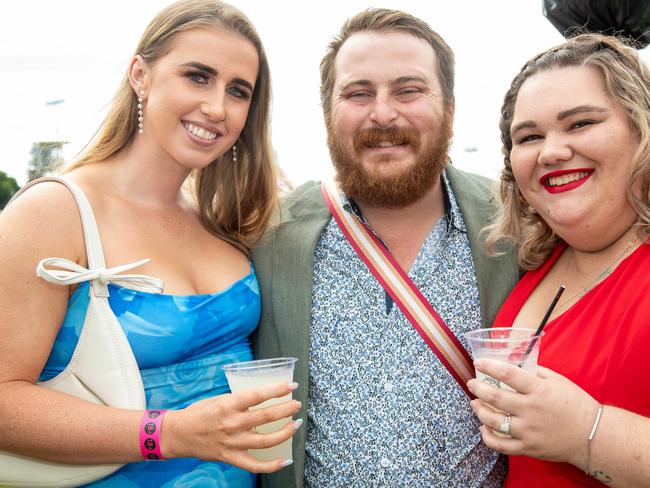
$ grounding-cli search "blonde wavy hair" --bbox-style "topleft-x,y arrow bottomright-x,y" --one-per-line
62,0 -> 277,254
484,33 -> 650,270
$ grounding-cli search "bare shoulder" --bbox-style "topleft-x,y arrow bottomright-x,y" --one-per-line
0,181 -> 85,265
0,182 -> 87,382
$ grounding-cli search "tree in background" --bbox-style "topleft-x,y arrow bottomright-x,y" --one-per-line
0,171 -> 20,210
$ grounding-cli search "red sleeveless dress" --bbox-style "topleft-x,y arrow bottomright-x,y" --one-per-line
494,243 -> 650,487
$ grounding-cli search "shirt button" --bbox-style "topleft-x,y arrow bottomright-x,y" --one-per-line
380,457 -> 391,468
383,382 -> 394,392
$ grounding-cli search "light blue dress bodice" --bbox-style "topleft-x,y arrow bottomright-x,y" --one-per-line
40,267 -> 260,487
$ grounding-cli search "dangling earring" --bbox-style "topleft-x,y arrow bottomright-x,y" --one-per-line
232,144 -> 238,164
138,90 -> 144,134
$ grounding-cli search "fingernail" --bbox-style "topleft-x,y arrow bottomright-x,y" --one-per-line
474,359 -> 484,369
467,379 -> 475,391
293,418 -> 303,430
295,400 -> 302,409
280,459 -> 293,467
288,382 -> 299,390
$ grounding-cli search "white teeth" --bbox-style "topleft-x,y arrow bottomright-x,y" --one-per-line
547,171 -> 590,187
183,122 -> 217,141
376,141 -> 400,148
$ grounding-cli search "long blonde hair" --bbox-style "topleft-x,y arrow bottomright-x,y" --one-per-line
63,0 -> 277,253
484,33 -> 650,269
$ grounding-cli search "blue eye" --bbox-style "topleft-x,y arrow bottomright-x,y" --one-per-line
187,71 -> 209,85
227,86 -> 251,100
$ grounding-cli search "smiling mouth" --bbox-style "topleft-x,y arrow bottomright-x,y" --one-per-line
541,169 -> 594,194
182,122 -> 219,141
366,140 -> 408,149
544,171 -> 591,187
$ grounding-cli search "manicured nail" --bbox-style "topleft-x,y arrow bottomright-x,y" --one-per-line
288,382 -> 299,390
280,459 -> 293,467
293,418 -> 303,430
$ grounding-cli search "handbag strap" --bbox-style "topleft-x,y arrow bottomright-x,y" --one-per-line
321,181 -> 475,398
9,176 -> 164,297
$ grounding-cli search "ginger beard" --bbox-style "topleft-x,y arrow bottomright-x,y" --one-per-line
327,113 -> 452,208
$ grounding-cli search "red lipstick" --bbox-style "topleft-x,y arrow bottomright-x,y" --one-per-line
540,168 -> 593,194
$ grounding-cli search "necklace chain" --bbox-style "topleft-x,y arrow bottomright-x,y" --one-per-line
555,238 -> 638,314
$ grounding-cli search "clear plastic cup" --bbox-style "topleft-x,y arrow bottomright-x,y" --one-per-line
465,328 -> 544,391
222,357 -> 298,461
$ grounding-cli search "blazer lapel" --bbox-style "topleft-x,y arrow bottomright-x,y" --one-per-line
446,166 -> 519,327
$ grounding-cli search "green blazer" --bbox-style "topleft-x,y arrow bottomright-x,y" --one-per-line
252,165 -> 519,488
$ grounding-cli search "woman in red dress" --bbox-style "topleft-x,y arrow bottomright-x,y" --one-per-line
467,33 -> 650,487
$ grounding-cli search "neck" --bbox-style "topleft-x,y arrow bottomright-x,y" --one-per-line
356,180 -> 445,271
99,138 -> 192,209
569,224 -> 641,277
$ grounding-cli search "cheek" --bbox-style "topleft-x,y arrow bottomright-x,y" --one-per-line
509,148 -> 538,182
227,105 -> 252,137
330,104 -> 364,135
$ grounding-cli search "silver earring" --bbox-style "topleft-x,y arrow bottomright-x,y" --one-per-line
138,90 -> 144,134
232,144 -> 238,164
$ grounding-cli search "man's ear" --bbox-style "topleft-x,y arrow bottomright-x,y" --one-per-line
127,54 -> 148,97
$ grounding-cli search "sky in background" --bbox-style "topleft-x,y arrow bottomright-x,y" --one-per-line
2,1 -> 649,186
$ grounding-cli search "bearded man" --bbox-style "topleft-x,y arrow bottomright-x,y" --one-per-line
253,8 -> 518,488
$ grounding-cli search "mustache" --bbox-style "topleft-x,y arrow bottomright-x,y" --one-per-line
353,127 -> 420,152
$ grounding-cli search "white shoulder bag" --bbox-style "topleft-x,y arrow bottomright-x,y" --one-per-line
0,177 -> 164,487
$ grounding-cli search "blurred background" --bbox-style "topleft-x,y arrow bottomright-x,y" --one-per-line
1,0 -> 649,205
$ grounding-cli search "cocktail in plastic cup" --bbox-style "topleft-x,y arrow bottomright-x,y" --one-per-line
222,357 -> 298,461
465,328 -> 544,391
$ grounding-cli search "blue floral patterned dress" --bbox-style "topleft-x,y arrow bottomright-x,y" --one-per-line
39,267 -> 260,487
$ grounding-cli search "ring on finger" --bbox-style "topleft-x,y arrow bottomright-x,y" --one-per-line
499,413 -> 511,436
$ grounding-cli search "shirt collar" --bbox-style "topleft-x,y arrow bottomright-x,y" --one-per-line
341,168 -> 466,233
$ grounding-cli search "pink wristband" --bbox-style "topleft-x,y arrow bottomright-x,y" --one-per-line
139,409 -> 167,461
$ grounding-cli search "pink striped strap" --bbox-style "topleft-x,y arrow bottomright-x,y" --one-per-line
321,181 -> 475,398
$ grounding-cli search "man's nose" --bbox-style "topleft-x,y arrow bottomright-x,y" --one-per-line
369,93 -> 398,128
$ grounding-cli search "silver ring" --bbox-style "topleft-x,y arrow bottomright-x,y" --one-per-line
499,413 -> 511,435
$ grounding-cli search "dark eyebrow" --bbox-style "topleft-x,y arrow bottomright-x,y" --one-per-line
180,61 -> 254,91
557,105 -> 607,120
511,105 -> 609,137
232,77 -> 254,92
510,120 -> 537,137
180,61 -> 216,76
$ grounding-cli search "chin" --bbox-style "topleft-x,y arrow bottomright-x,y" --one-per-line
363,160 -> 414,178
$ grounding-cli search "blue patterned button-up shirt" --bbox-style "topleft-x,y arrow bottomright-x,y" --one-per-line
305,170 -> 505,487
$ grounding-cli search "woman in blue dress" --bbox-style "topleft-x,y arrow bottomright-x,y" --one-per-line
0,1 -> 301,486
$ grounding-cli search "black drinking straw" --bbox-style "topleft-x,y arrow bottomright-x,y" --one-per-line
519,284 -> 566,365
